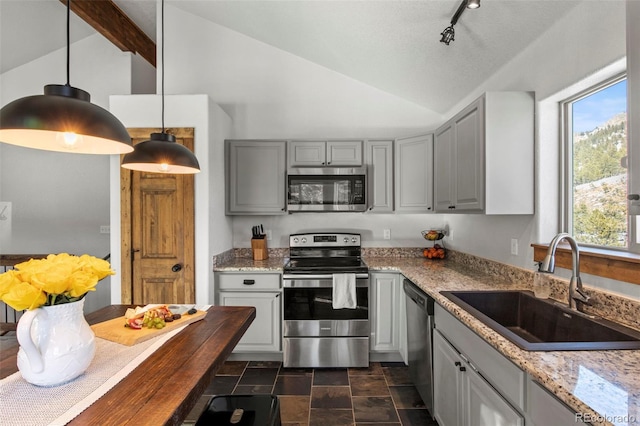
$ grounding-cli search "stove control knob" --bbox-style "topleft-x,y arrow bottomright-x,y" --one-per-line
293,237 -> 299,243
301,237 -> 307,243
343,237 -> 349,243
351,237 -> 357,243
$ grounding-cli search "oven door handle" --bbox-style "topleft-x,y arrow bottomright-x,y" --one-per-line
282,273 -> 369,281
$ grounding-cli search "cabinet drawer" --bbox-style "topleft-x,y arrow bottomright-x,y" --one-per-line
217,273 -> 281,290
435,304 -> 525,412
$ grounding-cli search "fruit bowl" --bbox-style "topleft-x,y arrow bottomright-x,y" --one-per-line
423,245 -> 446,259
422,229 -> 445,241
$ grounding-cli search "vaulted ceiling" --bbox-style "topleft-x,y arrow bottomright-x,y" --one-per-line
0,0 -> 593,114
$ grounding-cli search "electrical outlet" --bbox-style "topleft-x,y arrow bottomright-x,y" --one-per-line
511,238 -> 518,256
383,229 -> 391,240
100,225 -> 110,234
448,229 -> 454,241
266,230 -> 272,241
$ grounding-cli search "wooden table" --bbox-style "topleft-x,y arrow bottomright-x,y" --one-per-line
0,305 -> 256,426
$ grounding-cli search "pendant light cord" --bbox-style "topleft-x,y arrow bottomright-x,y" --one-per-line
66,0 -> 71,86
161,0 -> 165,133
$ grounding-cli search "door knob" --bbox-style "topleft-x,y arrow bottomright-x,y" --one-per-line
171,264 -> 183,272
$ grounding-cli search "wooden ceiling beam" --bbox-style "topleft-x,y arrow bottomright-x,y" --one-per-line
59,0 -> 156,68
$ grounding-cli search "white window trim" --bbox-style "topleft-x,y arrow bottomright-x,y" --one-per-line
560,73 -> 631,252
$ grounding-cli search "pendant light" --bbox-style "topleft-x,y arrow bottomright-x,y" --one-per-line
0,0 -> 133,155
120,0 -> 200,174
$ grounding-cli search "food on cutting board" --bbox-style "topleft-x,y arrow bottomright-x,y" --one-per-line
124,305 -> 184,330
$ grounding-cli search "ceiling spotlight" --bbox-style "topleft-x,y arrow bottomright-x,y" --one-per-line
440,26 -> 455,45
467,0 -> 481,9
439,0 -> 480,45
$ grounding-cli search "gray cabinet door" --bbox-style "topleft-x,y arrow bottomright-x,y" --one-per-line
365,140 -> 393,212
434,99 -> 484,213
227,140 -> 286,214
289,140 -> 327,166
327,141 -> 363,166
219,291 -> 281,352
434,123 -> 454,212
394,134 -> 433,212
464,364 -> 524,426
453,99 -> 484,211
433,330 -> 464,426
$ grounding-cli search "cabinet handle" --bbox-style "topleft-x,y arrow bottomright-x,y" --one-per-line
454,361 -> 462,366
459,366 -> 466,372
628,194 -> 640,200
327,161 -> 331,165
427,207 -> 431,210
243,279 -> 256,285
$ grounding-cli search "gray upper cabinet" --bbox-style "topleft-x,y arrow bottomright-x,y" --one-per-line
226,140 -> 287,214
365,140 -> 393,213
434,99 -> 484,212
394,134 -> 434,213
434,92 -> 534,215
289,140 -> 363,167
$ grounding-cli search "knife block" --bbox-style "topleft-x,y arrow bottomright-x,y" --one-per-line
251,238 -> 269,261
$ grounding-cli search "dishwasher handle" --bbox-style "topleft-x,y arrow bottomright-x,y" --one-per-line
403,279 -> 435,315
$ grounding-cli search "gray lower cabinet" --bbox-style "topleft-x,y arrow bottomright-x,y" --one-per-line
216,272 -> 282,352
226,140 -> 287,214
433,330 -> 524,426
369,273 -> 406,362
434,304 -> 524,426
434,304 -> 587,426
394,134 -> 434,213
365,140 -> 394,213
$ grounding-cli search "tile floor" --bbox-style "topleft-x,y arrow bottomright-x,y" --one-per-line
183,361 -> 438,426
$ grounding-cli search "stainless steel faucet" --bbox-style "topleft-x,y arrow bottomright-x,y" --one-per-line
538,232 -> 591,311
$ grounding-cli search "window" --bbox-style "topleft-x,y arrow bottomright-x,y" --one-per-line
563,76 -> 628,249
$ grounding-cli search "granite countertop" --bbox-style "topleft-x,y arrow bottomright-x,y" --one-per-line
214,255 -> 640,426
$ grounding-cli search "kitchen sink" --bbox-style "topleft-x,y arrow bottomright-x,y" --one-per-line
440,290 -> 640,351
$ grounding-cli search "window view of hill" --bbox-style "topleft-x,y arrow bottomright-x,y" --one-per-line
573,112 -> 627,247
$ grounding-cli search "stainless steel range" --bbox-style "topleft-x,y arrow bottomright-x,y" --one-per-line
282,232 -> 369,368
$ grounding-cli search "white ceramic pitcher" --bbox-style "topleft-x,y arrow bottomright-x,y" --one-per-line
16,298 -> 96,387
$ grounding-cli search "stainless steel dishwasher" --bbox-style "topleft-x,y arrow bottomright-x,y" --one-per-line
403,278 -> 435,417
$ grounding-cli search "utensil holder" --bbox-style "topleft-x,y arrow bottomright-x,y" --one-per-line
251,238 -> 269,261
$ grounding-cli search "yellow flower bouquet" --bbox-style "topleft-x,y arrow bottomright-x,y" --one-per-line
0,253 -> 115,311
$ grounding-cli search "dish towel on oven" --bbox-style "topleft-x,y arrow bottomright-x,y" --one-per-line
332,273 -> 357,309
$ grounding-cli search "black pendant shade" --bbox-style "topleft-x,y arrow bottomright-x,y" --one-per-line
121,132 -> 200,174
0,84 -> 133,154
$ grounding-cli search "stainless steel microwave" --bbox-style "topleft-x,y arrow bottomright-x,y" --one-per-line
287,167 -> 367,212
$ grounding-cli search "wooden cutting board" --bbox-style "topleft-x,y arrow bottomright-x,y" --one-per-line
91,309 -> 207,346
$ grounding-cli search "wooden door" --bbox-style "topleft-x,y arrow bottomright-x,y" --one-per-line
120,128 -> 195,305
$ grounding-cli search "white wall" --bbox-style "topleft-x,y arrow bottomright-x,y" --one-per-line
0,34 -> 152,313
109,95 -> 232,305
163,5 -> 443,140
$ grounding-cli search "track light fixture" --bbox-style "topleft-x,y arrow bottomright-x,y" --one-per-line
440,26 -> 455,45
439,0 -> 480,46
